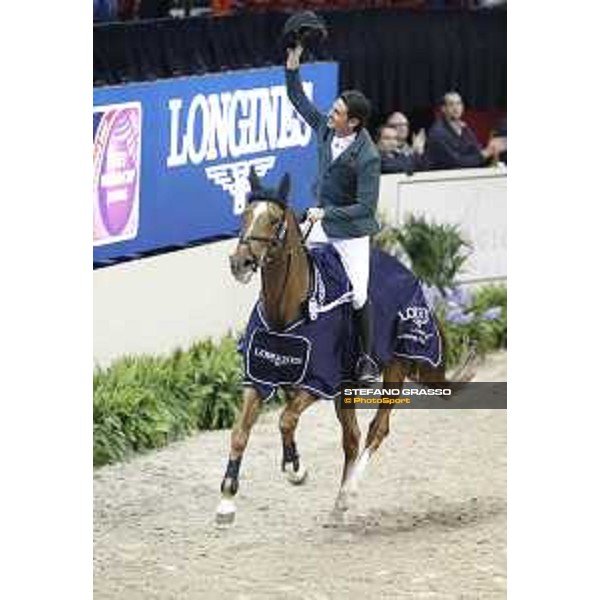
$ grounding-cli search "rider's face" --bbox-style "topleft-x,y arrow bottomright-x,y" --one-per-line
327,98 -> 356,134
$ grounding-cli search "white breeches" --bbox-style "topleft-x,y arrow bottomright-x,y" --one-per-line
305,220 -> 370,309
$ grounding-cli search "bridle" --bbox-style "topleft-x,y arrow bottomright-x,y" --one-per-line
238,201 -> 314,326
238,205 -> 289,272
239,202 -> 315,271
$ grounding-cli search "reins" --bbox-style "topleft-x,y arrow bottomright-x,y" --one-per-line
300,219 -> 315,245
265,210 -> 313,327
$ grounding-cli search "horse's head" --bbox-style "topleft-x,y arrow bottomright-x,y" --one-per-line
229,168 -> 292,284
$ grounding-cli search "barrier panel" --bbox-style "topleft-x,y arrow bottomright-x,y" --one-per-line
93,62 -> 338,264
379,167 -> 507,283
94,238 -> 260,367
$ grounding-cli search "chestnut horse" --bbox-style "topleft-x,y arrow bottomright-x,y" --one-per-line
216,170 -> 473,525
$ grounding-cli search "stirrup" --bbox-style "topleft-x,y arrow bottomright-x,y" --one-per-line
355,354 -> 380,383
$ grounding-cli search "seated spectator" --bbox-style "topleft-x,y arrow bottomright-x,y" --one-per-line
377,125 -> 400,173
426,91 -> 505,170
378,113 -> 426,174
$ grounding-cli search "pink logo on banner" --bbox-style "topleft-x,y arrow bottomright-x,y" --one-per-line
93,103 -> 142,246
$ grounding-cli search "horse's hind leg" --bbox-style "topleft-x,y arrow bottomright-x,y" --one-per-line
216,386 -> 262,525
279,389 -> 317,484
339,360 -> 406,509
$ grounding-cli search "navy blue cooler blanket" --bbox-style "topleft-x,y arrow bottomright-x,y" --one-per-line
239,245 -> 442,401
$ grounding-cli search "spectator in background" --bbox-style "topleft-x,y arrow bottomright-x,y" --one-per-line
378,112 -> 427,174
387,112 -> 411,145
426,91 -> 505,170
377,125 -> 401,173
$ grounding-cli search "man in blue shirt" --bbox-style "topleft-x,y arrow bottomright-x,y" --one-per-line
426,91 -> 505,170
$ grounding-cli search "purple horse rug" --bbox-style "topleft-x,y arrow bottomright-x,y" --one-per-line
239,245 -> 442,400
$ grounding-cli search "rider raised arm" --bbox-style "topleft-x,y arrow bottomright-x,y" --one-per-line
285,44 -> 381,383
285,47 -> 328,133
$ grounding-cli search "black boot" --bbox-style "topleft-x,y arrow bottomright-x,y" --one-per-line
353,300 -> 380,383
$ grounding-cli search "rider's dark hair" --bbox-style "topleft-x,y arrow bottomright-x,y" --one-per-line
340,90 -> 371,131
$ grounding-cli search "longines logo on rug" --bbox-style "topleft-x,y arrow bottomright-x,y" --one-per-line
166,81 -> 315,214
398,305 -> 430,329
253,347 -> 303,368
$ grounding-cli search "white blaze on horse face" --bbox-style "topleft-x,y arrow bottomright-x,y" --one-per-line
246,201 -> 270,236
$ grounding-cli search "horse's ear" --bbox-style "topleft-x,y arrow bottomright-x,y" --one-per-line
278,173 -> 291,202
248,166 -> 261,192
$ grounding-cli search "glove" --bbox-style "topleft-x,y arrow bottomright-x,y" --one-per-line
306,207 -> 325,223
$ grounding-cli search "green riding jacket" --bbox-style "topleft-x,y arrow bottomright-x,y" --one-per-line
285,68 -> 381,239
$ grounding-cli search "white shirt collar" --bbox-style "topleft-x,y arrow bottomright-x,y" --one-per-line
331,132 -> 357,161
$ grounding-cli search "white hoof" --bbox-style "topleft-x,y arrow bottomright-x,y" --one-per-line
334,490 -> 351,513
215,498 -> 236,526
284,462 -> 308,485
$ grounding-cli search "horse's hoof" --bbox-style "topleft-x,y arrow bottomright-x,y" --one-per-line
328,506 -> 348,526
215,498 -> 236,526
284,462 -> 308,485
334,490 -> 351,513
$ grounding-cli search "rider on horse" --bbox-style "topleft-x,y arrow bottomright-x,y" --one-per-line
285,44 -> 381,383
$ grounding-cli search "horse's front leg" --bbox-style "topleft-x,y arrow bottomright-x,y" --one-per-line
216,386 -> 262,525
333,397 -> 361,513
279,389 -> 317,484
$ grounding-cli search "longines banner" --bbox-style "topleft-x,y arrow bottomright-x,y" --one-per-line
93,63 -> 338,264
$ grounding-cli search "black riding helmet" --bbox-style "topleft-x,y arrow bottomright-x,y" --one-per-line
281,11 -> 328,51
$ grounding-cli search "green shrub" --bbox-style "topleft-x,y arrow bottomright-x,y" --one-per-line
93,335 -> 284,468
374,214 -> 472,294
436,284 -> 507,368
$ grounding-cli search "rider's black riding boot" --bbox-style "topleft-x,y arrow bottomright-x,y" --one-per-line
353,299 -> 380,383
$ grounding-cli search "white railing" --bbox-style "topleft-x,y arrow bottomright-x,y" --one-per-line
94,167 -> 507,366
378,166 -> 507,283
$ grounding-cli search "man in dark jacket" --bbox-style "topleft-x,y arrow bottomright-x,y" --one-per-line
426,91 -> 504,170
285,44 -> 380,382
